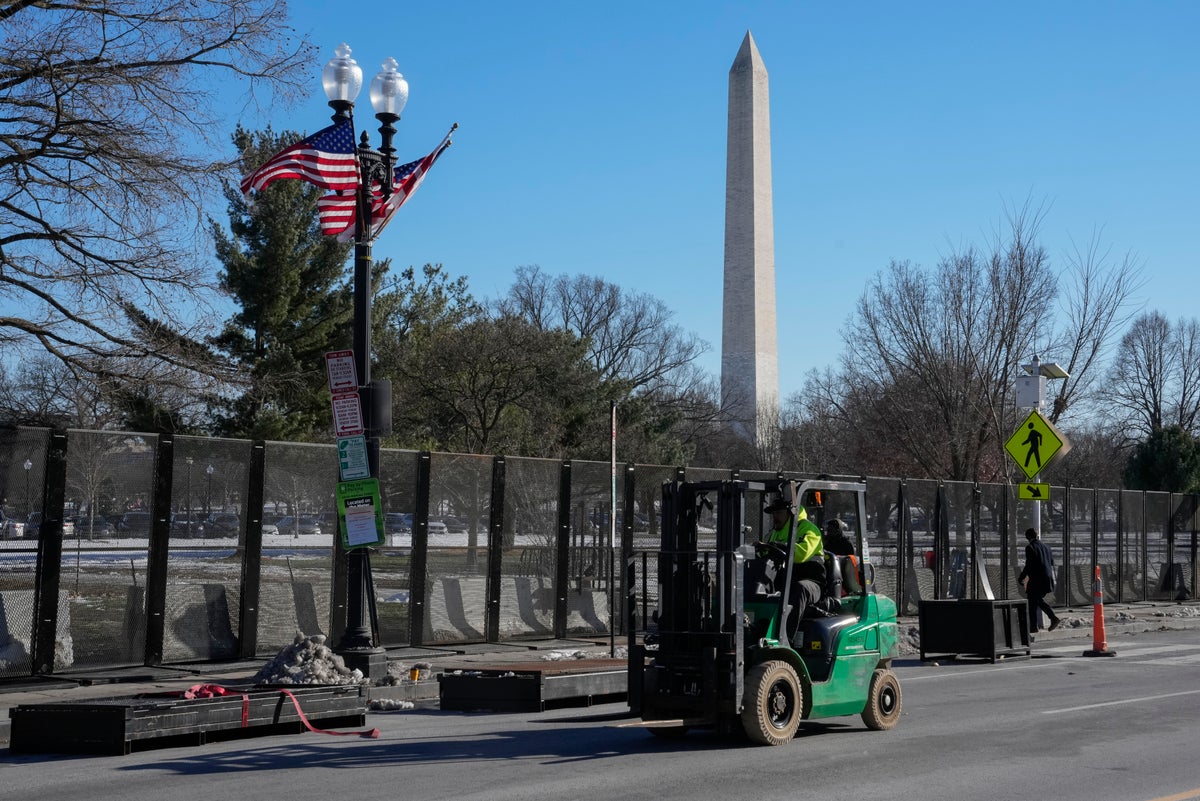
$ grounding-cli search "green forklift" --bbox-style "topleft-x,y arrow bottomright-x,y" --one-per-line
627,478 -> 902,745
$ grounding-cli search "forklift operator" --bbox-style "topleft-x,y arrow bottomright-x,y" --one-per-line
762,497 -> 827,626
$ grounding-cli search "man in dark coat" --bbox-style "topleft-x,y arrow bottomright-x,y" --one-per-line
1018,527 -> 1061,633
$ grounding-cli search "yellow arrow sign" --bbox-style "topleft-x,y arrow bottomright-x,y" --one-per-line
1005,409 -> 1071,480
1018,482 -> 1050,501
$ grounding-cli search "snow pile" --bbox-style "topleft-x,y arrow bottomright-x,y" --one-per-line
252,633 -> 367,686
1113,610 -> 1138,622
542,647 -> 627,661
369,698 -> 415,711
1154,605 -> 1200,618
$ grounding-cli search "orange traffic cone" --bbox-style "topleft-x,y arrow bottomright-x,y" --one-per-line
1083,565 -> 1116,657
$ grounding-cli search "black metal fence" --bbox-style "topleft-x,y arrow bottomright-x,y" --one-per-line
0,426 -> 1196,679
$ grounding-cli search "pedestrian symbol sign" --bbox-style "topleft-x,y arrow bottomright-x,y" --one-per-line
1005,410 -> 1070,480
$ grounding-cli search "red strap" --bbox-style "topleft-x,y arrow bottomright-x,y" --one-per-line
277,688 -> 380,739
183,684 -> 249,727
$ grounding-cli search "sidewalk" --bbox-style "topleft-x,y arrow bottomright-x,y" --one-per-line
3,602 -> 1198,747
0,636 -> 625,746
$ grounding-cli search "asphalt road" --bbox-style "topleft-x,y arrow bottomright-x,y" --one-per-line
4,625 -> 1200,801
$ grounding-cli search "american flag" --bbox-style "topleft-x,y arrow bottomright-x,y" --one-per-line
316,126 -> 455,241
240,120 -> 359,196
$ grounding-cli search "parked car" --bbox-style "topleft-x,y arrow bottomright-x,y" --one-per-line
206,512 -> 242,537
119,511 -> 153,535
0,511 -> 24,539
437,516 -> 469,535
275,515 -> 322,537
69,514 -> 115,538
23,512 -> 75,539
170,513 -> 207,538
384,513 -> 411,536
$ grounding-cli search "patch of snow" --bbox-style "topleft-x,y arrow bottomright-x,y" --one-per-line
369,698 -> 415,711
252,633 -> 367,685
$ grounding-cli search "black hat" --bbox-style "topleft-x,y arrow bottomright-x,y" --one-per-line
764,497 -> 793,513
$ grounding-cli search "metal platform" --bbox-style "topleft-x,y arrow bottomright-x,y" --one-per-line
438,659 -> 628,712
8,684 -> 368,755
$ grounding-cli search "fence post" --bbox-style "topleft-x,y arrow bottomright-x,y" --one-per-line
998,484 -> 1009,600
30,429 -> 67,675
1062,484 -> 1073,606
1116,489 -> 1125,604
554,460 -> 571,639
622,464 -> 637,636
143,434 -> 175,666
969,483 -> 981,600
484,455 -> 506,642
237,441 -> 266,659
407,452 -> 432,646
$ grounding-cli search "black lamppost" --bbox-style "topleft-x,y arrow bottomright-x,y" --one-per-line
323,44 -> 405,657
23,459 -> 32,517
184,457 -> 194,537
205,464 -> 214,516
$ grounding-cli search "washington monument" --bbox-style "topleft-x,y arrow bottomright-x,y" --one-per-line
721,31 -> 779,452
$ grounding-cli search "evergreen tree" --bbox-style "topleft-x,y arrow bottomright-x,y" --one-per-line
209,126 -> 356,440
1123,425 -> 1200,493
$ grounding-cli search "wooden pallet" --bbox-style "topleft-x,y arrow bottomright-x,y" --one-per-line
438,660 -> 627,712
8,685 -> 367,755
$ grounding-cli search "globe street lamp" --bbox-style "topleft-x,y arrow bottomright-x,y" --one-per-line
23,459 -> 32,517
205,464 -> 214,517
323,44 -> 406,660
184,457 -> 194,537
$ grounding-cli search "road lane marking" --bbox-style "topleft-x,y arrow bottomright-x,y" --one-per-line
1144,787 -> 1200,801
1043,689 -> 1200,715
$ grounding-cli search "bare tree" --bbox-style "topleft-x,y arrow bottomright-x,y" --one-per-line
1045,230 -> 1145,423
833,205 -> 1138,482
1108,312 -> 1200,441
0,1 -> 313,379
499,265 -> 709,393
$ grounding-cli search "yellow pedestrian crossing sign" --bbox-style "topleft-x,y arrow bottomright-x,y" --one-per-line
1018,482 -> 1050,501
1005,409 -> 1070,480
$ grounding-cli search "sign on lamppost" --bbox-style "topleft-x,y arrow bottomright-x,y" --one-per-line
335,478 -> 385,548
337,435 -> 370,481
331,392 -> 365,438
325,350 -> 358,394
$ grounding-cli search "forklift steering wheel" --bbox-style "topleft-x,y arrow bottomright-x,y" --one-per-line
756,541 -> 790,567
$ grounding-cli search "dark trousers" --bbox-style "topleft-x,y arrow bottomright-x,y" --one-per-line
1027,591 -> 1059,632
785,578 -> 823,643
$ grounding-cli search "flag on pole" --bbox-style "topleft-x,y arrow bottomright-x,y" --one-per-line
365,125 -> 456,242
240,120 -> 359,196
316,190 -> 357,237
315,125 -> 455,241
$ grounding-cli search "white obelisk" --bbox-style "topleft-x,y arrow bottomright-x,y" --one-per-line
721,31 -> 779,450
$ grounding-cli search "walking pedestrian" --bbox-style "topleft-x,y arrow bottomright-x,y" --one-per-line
1018,527 -> 1061,634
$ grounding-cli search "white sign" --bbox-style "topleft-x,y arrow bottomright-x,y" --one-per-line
337,435 -> 370,480
343,496 -> 379,547
331,391 -> 365,437
324,350 -> 358,394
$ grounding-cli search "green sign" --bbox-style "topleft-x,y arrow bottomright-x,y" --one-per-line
335,478 -> 384,548
337,435 -> 370,480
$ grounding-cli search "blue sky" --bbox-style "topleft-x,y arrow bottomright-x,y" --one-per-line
233,1 -> 1200,399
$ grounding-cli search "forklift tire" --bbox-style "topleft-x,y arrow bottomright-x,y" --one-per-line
741,660 -> 803,746
861,668 -> 902,731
